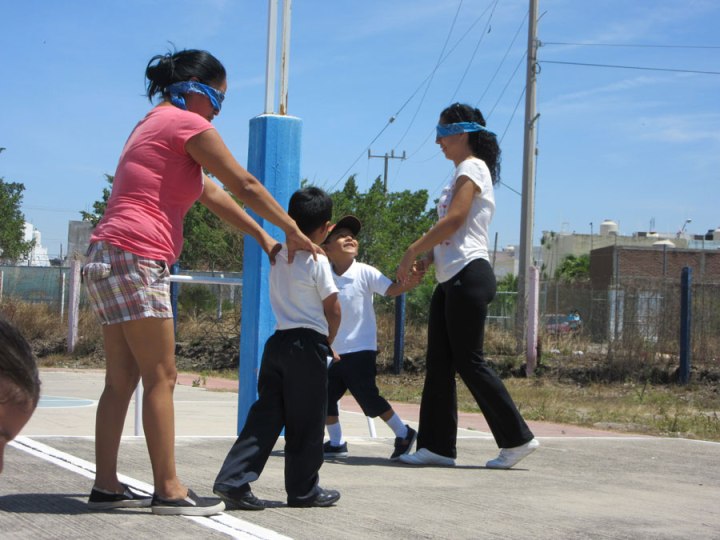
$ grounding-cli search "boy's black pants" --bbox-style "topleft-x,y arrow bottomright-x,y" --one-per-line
417,258 -> 534,457
214,328 -> 330,502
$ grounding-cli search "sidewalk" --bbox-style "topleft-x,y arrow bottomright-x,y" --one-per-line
1,369 -> 718,539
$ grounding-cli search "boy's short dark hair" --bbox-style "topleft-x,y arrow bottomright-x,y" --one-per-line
288,187 -> 333,235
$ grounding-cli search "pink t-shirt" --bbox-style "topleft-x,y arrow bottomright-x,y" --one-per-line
91,105 -> 214,264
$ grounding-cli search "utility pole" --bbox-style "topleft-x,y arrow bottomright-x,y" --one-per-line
516,0 -> 540,357
367,148 -> 407,373
368,149 -> 406,193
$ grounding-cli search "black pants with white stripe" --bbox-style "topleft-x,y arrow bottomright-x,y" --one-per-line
214,328 -> 330,502
417,258 -> 534,457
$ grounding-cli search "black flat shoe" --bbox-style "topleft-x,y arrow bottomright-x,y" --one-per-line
288,487 -> 341,508
213,488 -> 265,511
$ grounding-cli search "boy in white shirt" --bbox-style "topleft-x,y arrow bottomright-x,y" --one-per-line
214,187 -> 342,509
322,215 -> 422,461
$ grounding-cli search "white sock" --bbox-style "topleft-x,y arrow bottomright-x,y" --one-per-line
327,422 -> 344,446
385,413 -> 408,438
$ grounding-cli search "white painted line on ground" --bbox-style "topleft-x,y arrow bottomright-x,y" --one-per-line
10,436 -> 292,540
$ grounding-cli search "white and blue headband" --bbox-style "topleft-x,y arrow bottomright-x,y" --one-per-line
436,122 -> 494,139
166,81 -> 225,113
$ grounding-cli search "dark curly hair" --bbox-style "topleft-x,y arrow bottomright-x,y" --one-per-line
439,102 -> 501,185
145,48 -> 226,102
0,316 -> 41,409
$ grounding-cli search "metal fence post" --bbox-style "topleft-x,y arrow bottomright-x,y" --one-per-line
393,293 -> 406,374
170,263 -> 180,336
679,267 -> 692,384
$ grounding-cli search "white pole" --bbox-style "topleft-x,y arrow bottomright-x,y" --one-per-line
264,0 -> 278,114
279,0 -> 292,115
366,416 -> 377,438
66,260 -> 81,353
60,271 -> 66,320
526,266 -> 540,376
0,270 -> 4,302
134,383 -> 143,436
516,0 -> 540,357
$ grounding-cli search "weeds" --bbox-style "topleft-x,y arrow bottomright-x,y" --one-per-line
3,299 -> 719,442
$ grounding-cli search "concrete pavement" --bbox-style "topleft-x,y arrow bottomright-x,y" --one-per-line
1,369 -> 718,539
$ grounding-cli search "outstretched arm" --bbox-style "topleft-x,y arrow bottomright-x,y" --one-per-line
397,176 -> 476,283
186,130 -> 318,262
198,177 -> 282,262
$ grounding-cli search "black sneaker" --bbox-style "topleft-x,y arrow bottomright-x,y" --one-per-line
87,483 -> 152,510
323,440 -> 348,458
213,487 -> 265,511
390,425 -> 418,461
151,488 -> 225,516
288,487 -> 341,508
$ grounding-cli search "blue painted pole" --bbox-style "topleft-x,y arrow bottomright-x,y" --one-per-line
679,266 -> 692,384
238,114 -> 302,433
393,293 -> 406,374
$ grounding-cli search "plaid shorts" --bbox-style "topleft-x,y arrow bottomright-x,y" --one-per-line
83,241 -> 173,325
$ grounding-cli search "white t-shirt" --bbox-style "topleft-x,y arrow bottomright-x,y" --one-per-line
433,157 -> 495,283
269,246 -> 339,336
331,260 -> 392,355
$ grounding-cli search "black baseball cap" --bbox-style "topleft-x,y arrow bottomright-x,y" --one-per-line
324,215 -> 361,242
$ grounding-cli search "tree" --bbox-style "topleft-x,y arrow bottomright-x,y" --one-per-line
0,178 -> 34,263
80,174 -> 113,226
554,254 -> 590,282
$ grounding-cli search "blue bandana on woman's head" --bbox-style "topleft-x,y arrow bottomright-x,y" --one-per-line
166,81 -> 225,113
436,122 -> 494,139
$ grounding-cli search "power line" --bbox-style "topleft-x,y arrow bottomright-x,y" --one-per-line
391,0 -> 465,151
540,60 -> 720,76
329,1 -> 500,191
542,41 -> 720,50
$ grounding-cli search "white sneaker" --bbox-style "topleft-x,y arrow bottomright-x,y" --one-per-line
398,448 -> 456,466
485,438 -> 540,469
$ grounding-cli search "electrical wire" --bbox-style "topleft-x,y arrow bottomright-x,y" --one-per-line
391,0 -> 465,151
542,41 -> 720,49
329,1 -> 503,191
540,60 -> 720,76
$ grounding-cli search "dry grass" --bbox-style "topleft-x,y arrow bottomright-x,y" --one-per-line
3,300 -> 718,442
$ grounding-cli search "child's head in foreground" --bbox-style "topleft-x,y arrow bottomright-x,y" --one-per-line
0,316 -> 41,474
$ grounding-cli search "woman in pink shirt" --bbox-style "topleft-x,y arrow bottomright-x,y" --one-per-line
83,49 -> 318,516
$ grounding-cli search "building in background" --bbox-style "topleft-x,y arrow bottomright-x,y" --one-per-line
16,222 -> 50,267
66,220 -> 94,264
540,219 -> 720,279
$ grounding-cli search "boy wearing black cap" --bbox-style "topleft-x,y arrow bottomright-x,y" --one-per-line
322,215 -> 422,460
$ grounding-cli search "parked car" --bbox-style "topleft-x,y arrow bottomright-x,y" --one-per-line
544,311 -> 582,334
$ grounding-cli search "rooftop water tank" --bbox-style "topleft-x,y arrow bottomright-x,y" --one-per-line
600,219 -> 618,236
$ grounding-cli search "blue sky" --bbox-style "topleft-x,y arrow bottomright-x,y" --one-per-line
2,0 -> 718,260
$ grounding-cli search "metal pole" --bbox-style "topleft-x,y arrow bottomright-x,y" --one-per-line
279,0 -> 292,115
679,267 -> 692,384
393,294 -> 406,374
170,263 -> 180,336
264,0 -> 278,114
516,0 -> 540,356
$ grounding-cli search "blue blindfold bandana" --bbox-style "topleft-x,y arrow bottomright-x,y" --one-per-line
436,122 -> 494,139
166,81 -> 225,113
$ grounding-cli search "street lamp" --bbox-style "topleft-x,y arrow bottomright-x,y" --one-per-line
677,218 -> 692,238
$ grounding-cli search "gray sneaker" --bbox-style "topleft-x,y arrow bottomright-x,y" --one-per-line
151,488 -> 225,516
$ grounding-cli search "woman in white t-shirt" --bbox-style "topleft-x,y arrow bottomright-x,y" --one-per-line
396,103 -> 538,469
